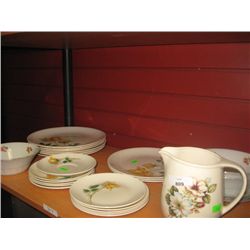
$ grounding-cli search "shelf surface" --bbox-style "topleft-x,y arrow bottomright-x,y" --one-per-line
1,145 -> 250,218
2,32 -> 250,49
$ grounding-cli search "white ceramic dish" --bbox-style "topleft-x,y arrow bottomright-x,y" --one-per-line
71,186 -> 149,211
70,173 -> 148,209
38,141 -> 106,157
70,188 -> 149,217
107,147 -> 164,182
29,178 -> 73,189
1,142 -> 40,175
36,153 -> 96,176
28,162 -> 95,189
29,162 -> 92,183
27,126 -> 106,148
209,148 -> 250,201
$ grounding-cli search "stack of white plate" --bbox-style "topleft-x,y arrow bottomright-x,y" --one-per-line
28,153 -> 97,189
27,126 -> 106,156
108,147 -> 164,182
70,173 -> 149,217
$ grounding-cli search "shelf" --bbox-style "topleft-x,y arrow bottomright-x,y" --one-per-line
2,32 -> 250,49
1,145 -> 250,218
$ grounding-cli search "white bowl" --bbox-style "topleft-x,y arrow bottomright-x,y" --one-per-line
1,142 -> 40,175
209,148 -> 250,201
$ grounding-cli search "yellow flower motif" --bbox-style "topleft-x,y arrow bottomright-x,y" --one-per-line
48,156 -> 60,164
128,163 -> 156,176
26,146 -> 33,154
102,181 -> 120,190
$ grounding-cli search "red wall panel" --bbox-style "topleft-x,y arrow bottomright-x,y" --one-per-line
73,43 -> 250,151
2,43 -> 250,152
74,89 -> 250,128
74,69 -> 250,100
73,43 -> 250,68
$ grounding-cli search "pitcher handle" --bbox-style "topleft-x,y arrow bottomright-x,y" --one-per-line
217,159 -> 247,216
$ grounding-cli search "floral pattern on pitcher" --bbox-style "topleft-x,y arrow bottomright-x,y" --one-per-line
1,146 -> 8,152
243,156 -> 250,166
165,178 -> 217,218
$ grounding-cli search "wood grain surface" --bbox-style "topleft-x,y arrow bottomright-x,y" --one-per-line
1,146 -> 250,218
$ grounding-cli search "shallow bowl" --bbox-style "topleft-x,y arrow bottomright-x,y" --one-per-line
1,142 -> 40,175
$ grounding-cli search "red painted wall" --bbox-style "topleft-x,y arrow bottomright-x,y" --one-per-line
2,43 -> 250,152
73,44 -> 250,151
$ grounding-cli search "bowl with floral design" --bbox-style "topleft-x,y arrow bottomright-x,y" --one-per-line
1,142 -> 40,175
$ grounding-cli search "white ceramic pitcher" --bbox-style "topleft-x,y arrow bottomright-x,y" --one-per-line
159,147 -> 247,218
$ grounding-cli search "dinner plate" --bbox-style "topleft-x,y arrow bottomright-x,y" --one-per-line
38,141 -> 106,156
38,139 -> 106,152
27,126 -> 106,148
36,153 -> 97,176
107,147 -> 164,181
70,173 -> 148,208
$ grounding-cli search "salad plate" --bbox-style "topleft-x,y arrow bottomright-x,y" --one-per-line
70,173 -> 148,208
29,162 -> 94,183
28,161 -> 95,189
36,153 -> 96,176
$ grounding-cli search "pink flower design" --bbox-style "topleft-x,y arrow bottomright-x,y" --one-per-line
1,146 -> 8,152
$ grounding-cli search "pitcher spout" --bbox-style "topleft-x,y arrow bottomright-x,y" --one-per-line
159,147 -> 180,161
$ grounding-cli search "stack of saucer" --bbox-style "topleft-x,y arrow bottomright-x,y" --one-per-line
70,173 -> 149,217
108,147 -> 164,182
28,153 -> 97,189
27,126 -> 106,156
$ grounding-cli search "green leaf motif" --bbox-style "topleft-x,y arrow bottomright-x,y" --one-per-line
83,189 -> 90,193
203,194 -> 211,204
165,193 -> 171,205
90,184 -> 99,189
170,185 -> 178,195
208,184 -> 217,193
168,207 -> 176,217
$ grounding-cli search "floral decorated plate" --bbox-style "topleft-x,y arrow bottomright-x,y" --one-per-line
27,126 -> 106,148
69,173 -> 148,208
71,186 -> 149,211
107,147 -> 164,182
70,189 -> 149,217
36,153 -> 96,176
29,162 -> 94,183
38,141 -> 106,156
